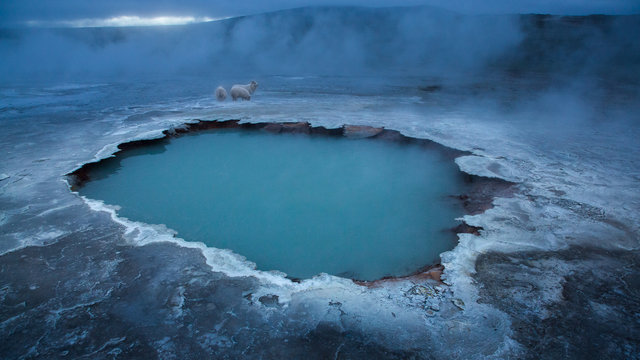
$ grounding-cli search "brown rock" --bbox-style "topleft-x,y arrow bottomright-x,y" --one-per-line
343,125 -> 384,139
262,123 -> 283,134
354,264 -> 444,288
453,222 -> 483,236
375,130 -> 406,142
281,122 -> 310,134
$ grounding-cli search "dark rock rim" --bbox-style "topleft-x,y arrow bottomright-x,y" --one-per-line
65,119 -> 517,284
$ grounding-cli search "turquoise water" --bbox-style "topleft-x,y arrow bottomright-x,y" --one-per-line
80,129 -> 467,280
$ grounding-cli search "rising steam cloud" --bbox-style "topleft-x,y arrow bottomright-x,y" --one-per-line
0,6 -> 638,83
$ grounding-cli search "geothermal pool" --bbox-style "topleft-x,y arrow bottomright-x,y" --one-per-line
78,128 -> 467,280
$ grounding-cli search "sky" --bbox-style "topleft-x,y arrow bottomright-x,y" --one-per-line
1,0 -> 639,27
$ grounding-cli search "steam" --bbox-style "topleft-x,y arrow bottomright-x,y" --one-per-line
0,6 -> 638,87
0,7 -> 521,81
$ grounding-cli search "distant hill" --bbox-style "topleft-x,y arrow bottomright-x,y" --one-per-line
1,6 -> 638,82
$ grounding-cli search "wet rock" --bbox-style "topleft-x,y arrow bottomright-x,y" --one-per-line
166,124 -> 190,136
242,292 -> 253,304
280,122 -> 310,134
262,123 -> 282,134
343,125 -> 384,139
309,126 -> 343,136
184,119 -> 240,132
476,247 -> 640,359
452,298 -> 465,310
407,285 -> 435,297
258,294 -> 280,308
166,286 -> 185,308
548,197 -> 606,220
453,222 -> 483,236
374,130 -> 406,142
457,176 -> 516,215
356,265 -> 445,288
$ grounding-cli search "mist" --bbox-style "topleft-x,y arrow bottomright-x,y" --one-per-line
2,3 -> 640,360
1,6 -> 638,85
2,0 -> 639,25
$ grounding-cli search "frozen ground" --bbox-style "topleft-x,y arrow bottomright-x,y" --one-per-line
0,73 -> 638,358
1,7 -> 640,359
